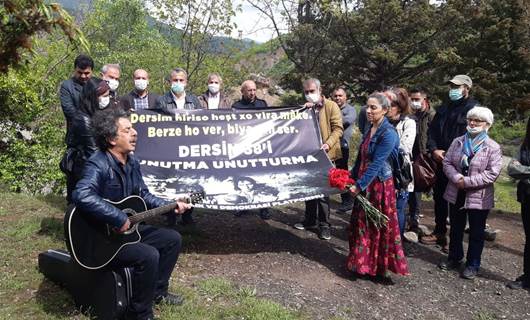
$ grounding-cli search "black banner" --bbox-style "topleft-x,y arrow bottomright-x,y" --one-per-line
131,107 -> 337,210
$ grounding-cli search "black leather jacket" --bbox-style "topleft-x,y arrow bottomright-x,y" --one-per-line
72,151 -> 169,228
60,111 -> 98,179
60,78 -> 84,145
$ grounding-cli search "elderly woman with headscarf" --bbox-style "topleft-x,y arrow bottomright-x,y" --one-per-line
438,106 -> 502,280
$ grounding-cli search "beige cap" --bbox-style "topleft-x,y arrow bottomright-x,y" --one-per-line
448,74 -> 472,88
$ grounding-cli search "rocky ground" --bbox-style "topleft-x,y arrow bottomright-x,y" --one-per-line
174,197 -> 530,320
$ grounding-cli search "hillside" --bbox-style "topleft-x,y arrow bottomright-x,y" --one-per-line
57,0 -> 257,54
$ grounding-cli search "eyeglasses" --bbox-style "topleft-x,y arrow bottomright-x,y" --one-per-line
466,118 -> 486,124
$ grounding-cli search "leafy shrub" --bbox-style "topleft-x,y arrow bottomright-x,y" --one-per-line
0,113 -> 65,194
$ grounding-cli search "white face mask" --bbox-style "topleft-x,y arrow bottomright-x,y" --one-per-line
466,125 -> 486,135
305,93 -> 320,104
106,79 -> 119,91
411,101 -> 422,110
208,83 -> 220,94
98,96 -> 110,109
134,79 -> 148,91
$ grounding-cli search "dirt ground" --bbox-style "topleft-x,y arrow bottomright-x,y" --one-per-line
174,197 -> 530,320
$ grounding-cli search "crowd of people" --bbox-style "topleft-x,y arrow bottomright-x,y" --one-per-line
59,54 -> 530,320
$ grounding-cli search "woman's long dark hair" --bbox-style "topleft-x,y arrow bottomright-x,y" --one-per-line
78,78 -> 103,117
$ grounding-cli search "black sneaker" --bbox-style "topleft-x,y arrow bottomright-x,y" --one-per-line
154,293 -> 184,306
337,202 -> 353,213
259,208 -> 271,220
438,259 -> 463,271
461,266 -> 478,280
319,227 -> 331,240
293,221 -> 317,230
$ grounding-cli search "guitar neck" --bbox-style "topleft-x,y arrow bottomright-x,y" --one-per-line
128,202 -> 178,224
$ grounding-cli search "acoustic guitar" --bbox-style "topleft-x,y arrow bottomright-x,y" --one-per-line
64,192 -> 203,270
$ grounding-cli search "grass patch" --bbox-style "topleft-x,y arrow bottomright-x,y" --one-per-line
494,179 -> 520,213
0,192 -> 305,320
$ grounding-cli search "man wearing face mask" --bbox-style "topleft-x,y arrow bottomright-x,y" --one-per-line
293,78 -> 343,240
122,69 -> 159,111
155,68 -> 201,227
155,67 -> 202,113
232,80 -> 268,109
198,73 -> 232,109
407,87 -> 436,234
60,54 -> 95,146
100,63 -> 130,111
422,75 -> 479,250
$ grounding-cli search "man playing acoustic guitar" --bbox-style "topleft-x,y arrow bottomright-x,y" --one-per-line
72,108 -> 191,320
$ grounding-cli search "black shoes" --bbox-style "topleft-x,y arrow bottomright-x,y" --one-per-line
293,222 -> 331,240
319,227 -> 331,240
461,266 -> 478,280
155,293 -> 184,306
439,260 -> 479,280
438,259 -> 463,271
507,275 -> 530,289
337,201 -> 353,213
293,221 -> 317,230
259,208 -> 271,220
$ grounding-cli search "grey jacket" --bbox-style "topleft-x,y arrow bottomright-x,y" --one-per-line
340,103 -> 356,149
508,149 -> 530,203
155,91 -> 203,113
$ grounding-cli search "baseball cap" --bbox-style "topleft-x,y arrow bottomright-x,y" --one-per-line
448,75 -> 472,88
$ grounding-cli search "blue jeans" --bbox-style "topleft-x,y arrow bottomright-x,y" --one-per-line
448,192 -> 489,270
396,190 -> 409,237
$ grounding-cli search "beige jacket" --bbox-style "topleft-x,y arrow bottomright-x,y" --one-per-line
317,98 -> 344,161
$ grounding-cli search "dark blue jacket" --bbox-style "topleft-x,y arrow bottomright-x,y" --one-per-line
72,151 -> 169,228
427,97 -> 478,152
351,117 -> 399,191
154,91 -> 202,113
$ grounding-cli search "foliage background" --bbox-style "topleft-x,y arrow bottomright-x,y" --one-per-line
0,0 -> 528,195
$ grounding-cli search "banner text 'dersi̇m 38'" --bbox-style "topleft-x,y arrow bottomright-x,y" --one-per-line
131,107 -> 337,210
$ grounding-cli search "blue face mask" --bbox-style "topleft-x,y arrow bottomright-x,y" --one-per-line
171,82 -> 185,94
449,88 -> 463,101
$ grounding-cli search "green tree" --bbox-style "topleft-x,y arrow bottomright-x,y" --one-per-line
0,0 -> 87,73
252,0 -> 530,118
150,0 -> 239,88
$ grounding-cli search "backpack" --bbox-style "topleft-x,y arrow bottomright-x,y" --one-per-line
375,126 -> 412,190
391,148 -> 413,190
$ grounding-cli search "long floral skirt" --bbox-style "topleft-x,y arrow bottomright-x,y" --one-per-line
346,178 -> 409,276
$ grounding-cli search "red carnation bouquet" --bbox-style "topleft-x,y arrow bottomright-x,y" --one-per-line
328,168 -> 388,228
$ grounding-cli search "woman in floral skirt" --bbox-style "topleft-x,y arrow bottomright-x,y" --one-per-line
347,92 -> 409,279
